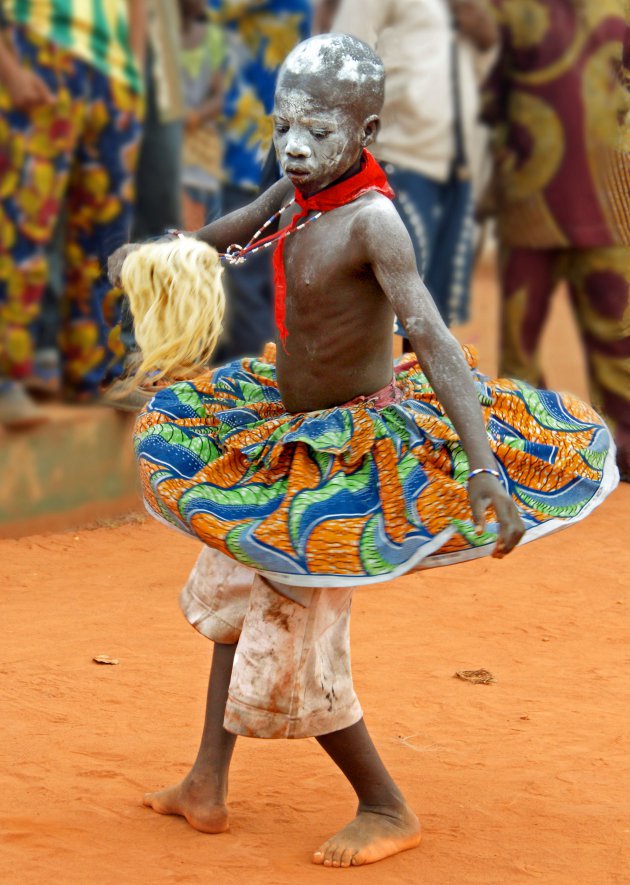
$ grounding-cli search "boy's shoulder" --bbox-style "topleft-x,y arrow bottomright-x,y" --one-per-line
352,190 -> 399,221
350,190 -> 404,243
348,191 -> 415,271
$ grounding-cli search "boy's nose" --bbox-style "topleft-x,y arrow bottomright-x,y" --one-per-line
286,138 -> 312,159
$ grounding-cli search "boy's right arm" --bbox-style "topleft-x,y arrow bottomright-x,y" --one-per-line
108,176 -> 293,286
193,177 -> 292,252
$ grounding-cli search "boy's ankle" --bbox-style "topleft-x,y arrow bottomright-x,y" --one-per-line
356,794 -> 410,819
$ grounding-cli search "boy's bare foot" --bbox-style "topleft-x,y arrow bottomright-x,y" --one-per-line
312,804 -> 421,867
143,772 -> 229,834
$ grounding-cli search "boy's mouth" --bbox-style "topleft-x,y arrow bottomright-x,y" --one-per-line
285,166 -> 310,180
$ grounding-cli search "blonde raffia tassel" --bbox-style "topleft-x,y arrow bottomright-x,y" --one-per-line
121,238 -> 225,386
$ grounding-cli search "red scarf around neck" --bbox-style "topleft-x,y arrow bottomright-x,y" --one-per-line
273,149 -> 395,349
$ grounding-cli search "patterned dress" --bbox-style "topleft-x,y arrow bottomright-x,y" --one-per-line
0,3 -> 142,392
207,0 -> 312,191
135,344 -> 618,588
482,0 -> 630,479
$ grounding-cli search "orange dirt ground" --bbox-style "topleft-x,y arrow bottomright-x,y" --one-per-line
2,265 -> 629,884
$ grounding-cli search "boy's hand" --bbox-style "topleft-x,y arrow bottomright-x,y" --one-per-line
468,473 -> 525,558
5,64 -> 54,110
107,243 -> 141,288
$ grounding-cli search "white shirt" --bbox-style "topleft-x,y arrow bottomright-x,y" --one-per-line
333,0 -> 480,181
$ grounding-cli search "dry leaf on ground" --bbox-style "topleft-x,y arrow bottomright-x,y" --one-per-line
454,668 -> 494,684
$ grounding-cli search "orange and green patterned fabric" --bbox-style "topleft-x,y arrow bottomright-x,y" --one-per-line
134,344 -> 618,587
2,0 -> 142,93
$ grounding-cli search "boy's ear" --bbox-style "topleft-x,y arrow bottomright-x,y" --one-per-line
362,115 -> 381,147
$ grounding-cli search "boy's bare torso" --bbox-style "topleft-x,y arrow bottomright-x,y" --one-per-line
277,192 -> 395,413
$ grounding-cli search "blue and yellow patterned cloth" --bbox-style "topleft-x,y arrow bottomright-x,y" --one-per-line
134,345 -> 618,587
3,0 -> 142,93
0,24 -> 142,390
207,0 -> 311,190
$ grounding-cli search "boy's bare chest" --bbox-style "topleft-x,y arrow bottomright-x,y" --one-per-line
281,210 -> 359,296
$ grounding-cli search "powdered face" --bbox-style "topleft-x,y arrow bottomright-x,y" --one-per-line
273,82 -> 365,195
273,34 -> 384,196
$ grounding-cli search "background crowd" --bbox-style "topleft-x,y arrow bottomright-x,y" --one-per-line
0,0 -> 628,479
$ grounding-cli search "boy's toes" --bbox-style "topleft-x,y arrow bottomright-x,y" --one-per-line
312,841 -> 356,867
330,846 -> 345,867
312,843 -> 330,865
142,789 -> 171,813
339,847 -> 356,867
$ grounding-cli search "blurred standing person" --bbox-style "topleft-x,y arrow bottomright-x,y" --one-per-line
332,0 -> 498,329
132,0 -> 185,241
313,0 -> 339,33
0,0 -> 145,427
111,0 -> 185,393
180,0 -> 225,229
481,0 -> 630,480
207,0 -> 311,363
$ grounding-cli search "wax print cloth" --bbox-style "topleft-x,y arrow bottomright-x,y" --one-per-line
206,0 -> 311,190
2,0 -> 142,93
482,0 -> 628,249
0,25 -> 142,390
134,344 -> 618,587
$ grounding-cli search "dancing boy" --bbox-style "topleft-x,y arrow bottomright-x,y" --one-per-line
109,34 -> 617,868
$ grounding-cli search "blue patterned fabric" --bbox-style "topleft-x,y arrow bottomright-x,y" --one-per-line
134,346 -> 619,587
207,0 -> 311,189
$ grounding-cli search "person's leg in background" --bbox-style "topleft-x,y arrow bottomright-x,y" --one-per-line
0,27 -> 80,427
424,174 -> 475,328
60,68 -> 142,400
497,246 -> 562,386
114,44 -> 183,366
212,183 -> 275,364
26,208 -> 67,399
131,45 -> 183,242
567,245 -> 630,480
182,184 -> 221,230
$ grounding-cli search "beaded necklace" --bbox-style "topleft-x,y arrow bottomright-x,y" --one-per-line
222,199 -> 323,266
168,151 -> 395,349
167,199 -> 323,266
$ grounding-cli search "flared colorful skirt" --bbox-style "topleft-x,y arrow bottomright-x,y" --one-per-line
134,345 -> 618,587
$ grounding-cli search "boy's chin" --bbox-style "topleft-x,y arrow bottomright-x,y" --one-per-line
286,171 -> 312,187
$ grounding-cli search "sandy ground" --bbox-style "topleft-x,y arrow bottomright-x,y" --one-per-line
2,265 -> 629,884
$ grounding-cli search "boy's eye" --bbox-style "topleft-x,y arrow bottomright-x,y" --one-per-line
275,123 -> 289,134
311,131 -> 330,140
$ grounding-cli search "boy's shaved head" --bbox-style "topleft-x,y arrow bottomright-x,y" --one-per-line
278,34 -> 385,118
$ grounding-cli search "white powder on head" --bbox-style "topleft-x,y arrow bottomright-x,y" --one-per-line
338,57 -> 361,84
284,40 -> 326,75
281,35 -> 383,96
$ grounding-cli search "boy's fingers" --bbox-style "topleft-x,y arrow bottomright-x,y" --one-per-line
470,495 -> 488,534
494,497 -> 525,554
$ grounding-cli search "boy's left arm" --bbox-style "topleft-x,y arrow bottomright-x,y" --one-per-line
359,200 -> 524,556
